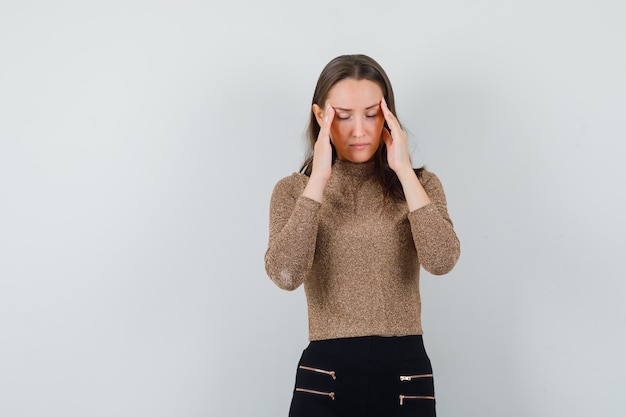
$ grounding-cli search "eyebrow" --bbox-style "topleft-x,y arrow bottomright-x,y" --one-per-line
333,103 -> 380,112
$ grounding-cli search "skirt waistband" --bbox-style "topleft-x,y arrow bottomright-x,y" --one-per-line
307,335 -> 427,362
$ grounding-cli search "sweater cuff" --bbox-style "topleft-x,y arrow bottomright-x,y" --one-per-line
294,195 -> 321,219
297,195 -> 322,209
408,203 -> 446,229
408,202 -> 437,220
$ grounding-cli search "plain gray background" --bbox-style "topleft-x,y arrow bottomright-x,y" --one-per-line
1,1 -> 625,416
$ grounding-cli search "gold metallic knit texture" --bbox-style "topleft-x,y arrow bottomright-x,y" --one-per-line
265,160 -> 460,341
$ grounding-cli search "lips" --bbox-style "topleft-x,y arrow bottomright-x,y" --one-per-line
350,143 -> 368,150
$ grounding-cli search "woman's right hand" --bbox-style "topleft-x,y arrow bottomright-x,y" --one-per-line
311,103 -> 335,181
303,103 -> 334,202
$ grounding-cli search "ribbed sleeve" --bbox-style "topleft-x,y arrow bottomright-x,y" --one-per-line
408,171 -> 461,275
264,174 -> 320,290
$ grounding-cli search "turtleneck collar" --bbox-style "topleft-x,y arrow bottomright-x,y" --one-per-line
333,159 -> 376,178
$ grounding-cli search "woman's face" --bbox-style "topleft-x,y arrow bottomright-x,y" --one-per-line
313,78 -> 385,163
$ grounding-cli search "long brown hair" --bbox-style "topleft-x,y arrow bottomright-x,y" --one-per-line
300,54 -> 421,201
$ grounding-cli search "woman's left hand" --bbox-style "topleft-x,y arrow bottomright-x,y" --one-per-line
380,97 -> 412,174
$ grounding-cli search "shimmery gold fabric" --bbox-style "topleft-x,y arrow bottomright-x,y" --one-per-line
265,160 -> 460,341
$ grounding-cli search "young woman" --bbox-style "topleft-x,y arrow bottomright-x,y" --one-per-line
265,54 -> 460,417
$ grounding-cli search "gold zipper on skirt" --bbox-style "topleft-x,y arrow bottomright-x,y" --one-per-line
298,365 -> 337,380
399,394 -> 435,405
399,373 -> 433,381
295,388 -> 336,400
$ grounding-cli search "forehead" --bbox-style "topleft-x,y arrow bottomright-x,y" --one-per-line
327,79 -> 383,108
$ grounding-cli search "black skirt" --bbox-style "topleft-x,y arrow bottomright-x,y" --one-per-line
288,335 -> 436,417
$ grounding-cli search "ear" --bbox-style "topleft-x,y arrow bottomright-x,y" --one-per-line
312,104 -> 324,126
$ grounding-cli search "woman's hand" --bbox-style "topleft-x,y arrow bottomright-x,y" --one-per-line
302,103 -> 335,202
310,103 -> 335,181
380,97 -> 412,174
381,97 -> 431,210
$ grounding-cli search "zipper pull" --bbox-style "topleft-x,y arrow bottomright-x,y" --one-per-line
399,395 -> 405,405
399,376 -> 411,381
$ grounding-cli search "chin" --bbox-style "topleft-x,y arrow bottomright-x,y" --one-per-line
345,154 -> 375,163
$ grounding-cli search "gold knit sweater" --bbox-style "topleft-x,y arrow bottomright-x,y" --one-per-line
265,160 -> 460,341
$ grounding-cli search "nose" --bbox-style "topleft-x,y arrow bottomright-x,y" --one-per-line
353,118 -> 365,138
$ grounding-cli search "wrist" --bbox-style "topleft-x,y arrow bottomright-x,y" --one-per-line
309,171 -> 330,184
303,175 -> 328,203
394,165 -> 416,181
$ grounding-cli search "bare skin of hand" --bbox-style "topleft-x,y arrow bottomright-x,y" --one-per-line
380,98 -> 431,211
302,103 -> 335,202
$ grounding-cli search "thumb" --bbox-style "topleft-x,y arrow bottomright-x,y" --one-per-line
381,128 -> 393,147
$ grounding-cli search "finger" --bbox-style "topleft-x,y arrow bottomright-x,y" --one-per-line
381,127 -> 393,147
318,103 -> 334,139
324,103 -> 335,127
317,103 -> 335,142
380,97 -> 401,132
